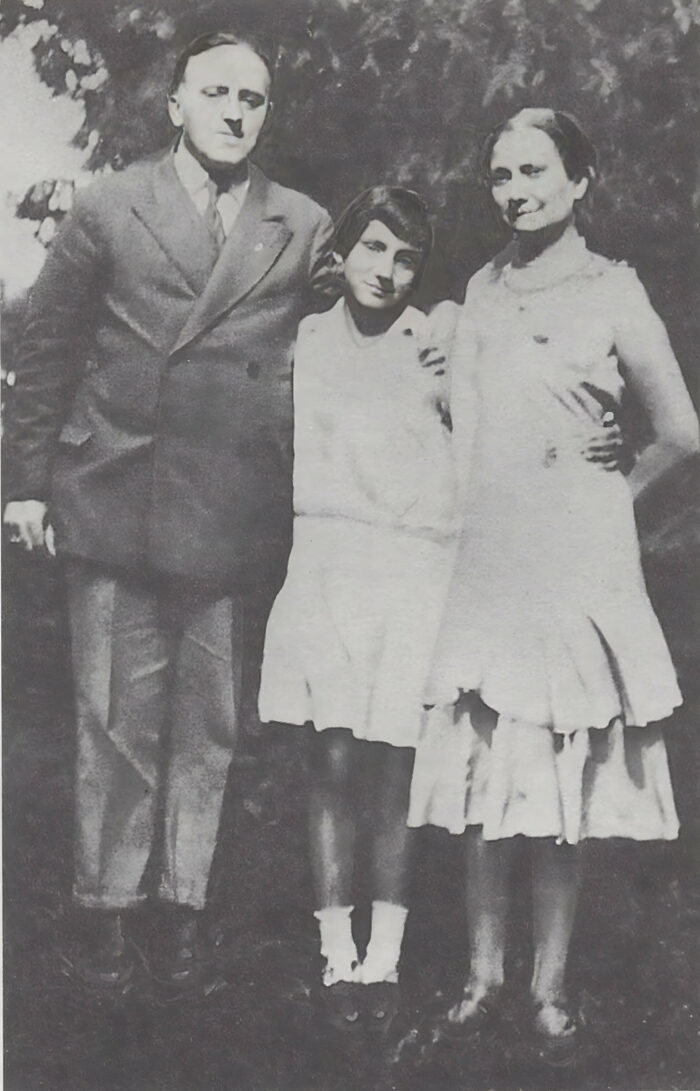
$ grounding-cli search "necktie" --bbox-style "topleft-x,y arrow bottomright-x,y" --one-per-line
203,177 -> 226,250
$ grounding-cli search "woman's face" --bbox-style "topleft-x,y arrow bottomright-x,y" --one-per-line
489,126 -> 589,232
341,219 -> 422,310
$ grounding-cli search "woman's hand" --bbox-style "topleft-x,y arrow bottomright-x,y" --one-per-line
612,274 -> 699,499
582,414 -> 627,472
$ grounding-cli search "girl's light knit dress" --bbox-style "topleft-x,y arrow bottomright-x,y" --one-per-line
258,300 -> 459,747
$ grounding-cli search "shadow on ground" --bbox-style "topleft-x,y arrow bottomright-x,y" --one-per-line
3,463 -> 699,1091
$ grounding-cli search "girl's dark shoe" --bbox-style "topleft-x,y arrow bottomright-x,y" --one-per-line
363,980 -> 401,1039
317,980 -> 362,1033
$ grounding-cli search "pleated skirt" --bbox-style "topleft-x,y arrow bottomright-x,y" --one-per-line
259,516 -> 456,747
408,698 -> 679,844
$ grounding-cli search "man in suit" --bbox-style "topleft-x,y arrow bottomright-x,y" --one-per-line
3,29 -> 331,992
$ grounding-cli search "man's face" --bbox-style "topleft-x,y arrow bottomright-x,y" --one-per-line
168,43 -> 271,170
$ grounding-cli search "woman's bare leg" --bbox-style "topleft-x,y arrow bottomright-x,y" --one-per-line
445,829 -> 514,1025
530,838 -> 582,1008
464,828 -> 514,992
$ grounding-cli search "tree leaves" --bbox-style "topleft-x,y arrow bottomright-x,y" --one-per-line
2,0 -> 698,372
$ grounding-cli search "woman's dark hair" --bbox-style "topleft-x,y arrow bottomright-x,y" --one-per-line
481,108 -> 598,186
169,30 -> 274,95
312,185 -> 433,300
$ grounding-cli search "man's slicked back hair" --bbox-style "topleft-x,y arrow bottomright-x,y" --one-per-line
169,30 -> 274,95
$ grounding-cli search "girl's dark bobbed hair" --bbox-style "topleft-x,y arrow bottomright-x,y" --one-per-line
312,185 -> 433,301
480,108 -> 598,187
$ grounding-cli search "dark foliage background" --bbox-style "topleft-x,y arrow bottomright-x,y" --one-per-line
2,0 -> 699,373
2,2 -> 699,1089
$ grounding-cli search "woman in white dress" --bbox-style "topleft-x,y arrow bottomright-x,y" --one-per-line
258,187 -> 460,1029
408,109 -> 698,1054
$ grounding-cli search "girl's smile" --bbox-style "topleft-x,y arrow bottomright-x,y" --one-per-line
340,219 -> 422,311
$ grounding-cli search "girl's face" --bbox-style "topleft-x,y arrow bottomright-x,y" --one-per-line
489,126 -> 589,232
341,219 -> 422,310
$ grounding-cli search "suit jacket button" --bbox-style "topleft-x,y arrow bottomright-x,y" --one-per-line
247,362 -> 260,379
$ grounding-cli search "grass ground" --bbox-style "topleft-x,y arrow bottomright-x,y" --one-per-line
3,463 -> 699,1091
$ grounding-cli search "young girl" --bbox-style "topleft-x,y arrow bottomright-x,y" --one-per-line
258,187 -> 460,1029
408,109 -> 698,1056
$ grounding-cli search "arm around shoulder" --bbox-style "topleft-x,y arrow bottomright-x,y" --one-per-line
308,205 -> 334,288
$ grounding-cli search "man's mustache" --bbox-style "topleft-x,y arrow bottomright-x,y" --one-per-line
222,118 -> 244,138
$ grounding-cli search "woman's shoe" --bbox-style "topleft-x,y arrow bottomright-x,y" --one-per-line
531,998 -> 580,1066
434,981 -> 502,1043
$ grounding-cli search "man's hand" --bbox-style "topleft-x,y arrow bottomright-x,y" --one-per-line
419,345 -> 447,376
3,500 -> 55,554
419,300 -> 459,379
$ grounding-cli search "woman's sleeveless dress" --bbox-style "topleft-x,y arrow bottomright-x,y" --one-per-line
258,300 -> 459,747
408,235 -> 681,843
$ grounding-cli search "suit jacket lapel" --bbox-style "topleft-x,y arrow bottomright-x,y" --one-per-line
170,164 -> 293,355
130,151 -> 218,297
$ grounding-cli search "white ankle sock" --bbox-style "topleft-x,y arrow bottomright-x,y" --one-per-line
314,905 -> 359,986
360,901 -> 408,984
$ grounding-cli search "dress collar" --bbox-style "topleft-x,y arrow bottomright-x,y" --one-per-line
500,227 -> 591,294
328,298 -> 426,345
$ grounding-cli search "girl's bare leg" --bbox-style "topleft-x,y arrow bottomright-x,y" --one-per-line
308,728 -> 357,908
368,742 -> 415,905
308,728 -> 361,986
361,742 -> 414,983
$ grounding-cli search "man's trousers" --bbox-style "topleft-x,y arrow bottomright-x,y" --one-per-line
66,562 -> 242,910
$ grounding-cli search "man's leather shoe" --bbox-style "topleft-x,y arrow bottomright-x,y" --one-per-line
59,910 -> 136,993
152,908 -> 227,1003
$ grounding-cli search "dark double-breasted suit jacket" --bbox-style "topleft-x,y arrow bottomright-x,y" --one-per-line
4,150 -> 331,588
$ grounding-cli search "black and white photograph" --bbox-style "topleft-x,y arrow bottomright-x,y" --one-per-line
1,1 -> 698,1089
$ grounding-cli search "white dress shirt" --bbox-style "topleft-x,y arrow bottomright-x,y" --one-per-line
173,139 -> 249,237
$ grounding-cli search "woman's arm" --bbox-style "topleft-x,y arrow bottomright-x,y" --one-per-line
613,272 -> 698,500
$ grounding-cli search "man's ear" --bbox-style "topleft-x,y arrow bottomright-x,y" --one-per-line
260,98 -> 273,131
167,93 -> 183,129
